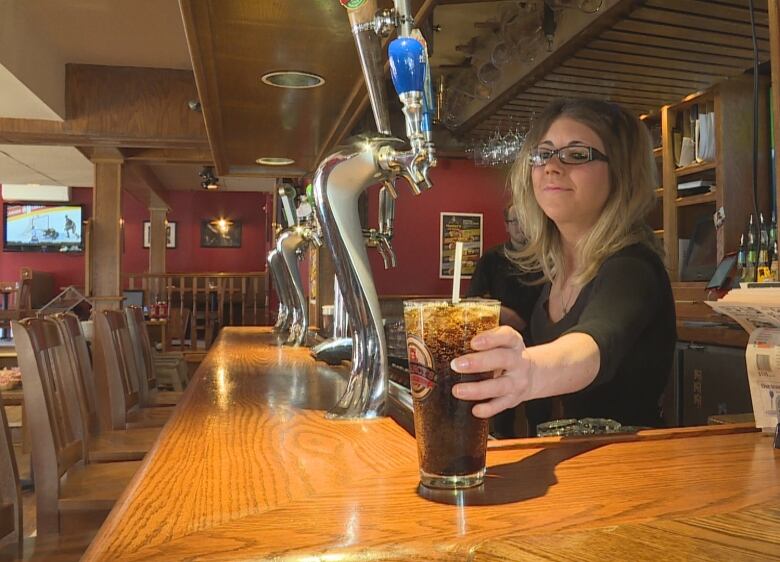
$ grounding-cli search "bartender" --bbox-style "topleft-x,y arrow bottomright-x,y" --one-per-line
452,97 -> 676,433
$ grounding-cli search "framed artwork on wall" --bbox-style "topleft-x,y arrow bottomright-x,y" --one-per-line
200,219 -> 242,248
143,221 -> 176,249
439,212 -> 483,279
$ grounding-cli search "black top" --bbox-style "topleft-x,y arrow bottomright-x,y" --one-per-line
467,243 -> 543,325
526,243 -> 676,432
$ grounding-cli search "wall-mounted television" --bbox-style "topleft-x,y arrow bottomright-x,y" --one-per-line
3,203 -> 85,253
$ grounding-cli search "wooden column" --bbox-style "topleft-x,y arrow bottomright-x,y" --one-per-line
148,205 -> 167,274
90,148 -> 124,312
770,0 -> 780,225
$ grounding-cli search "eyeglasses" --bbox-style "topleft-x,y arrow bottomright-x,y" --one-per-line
529,145 -> 609,167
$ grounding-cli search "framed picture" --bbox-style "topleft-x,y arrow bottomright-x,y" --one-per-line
201,219 -> 242,248
439,212 -> 483,279
143,221 -> 176,249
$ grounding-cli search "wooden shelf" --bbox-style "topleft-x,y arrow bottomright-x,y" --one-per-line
653,229 -> 664,238
675,192 -> 717,207
653,146 -> 663,157
675,161 -> 717,177
655,188 -> 664,198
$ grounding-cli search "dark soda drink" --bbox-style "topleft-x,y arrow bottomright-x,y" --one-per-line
403,299 -> 500,489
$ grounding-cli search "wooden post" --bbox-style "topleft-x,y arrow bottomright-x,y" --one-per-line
90,148 -> 124,312
149,206 -> 167,275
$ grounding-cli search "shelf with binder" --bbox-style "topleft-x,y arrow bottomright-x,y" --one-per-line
661,76 -> 771,282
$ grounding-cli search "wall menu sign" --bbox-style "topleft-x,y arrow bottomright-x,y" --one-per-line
439,212 -> 483,279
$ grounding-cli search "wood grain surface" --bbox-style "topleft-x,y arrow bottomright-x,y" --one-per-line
82,328 -> 780,561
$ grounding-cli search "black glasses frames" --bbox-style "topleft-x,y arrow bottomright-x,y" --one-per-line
529,145 -> 609,167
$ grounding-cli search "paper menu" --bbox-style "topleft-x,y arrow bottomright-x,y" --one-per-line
745,328 -> 780,430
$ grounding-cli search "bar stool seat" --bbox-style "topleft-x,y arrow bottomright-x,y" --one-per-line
59,460 -> 139,512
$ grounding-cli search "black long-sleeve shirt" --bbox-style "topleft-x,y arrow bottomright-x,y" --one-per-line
527,243 -> 676,432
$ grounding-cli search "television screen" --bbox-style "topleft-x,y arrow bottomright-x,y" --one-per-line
3,203 -> 84,253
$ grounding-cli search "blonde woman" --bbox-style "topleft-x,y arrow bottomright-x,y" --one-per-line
452,98 -> 676,433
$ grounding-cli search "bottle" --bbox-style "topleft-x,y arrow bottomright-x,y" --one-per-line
760,213 -> 770,266
737,233 -> 747,280
772,241 -> 779,282
743,214 -> 757,282
770,210 -> 778,268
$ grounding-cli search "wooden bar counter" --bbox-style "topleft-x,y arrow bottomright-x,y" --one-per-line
82,328 -> 780,561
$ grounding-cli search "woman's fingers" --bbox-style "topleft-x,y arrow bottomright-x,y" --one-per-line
450,347 -> 520,374
452,373 -> 515,401
472,393 -> 519,419
470,325 -> 524,351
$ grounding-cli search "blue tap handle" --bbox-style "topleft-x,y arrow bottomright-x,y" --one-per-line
421,69 -> 435,134
388,37 -> 426,96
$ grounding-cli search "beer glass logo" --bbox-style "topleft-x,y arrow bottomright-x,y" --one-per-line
407,336 -> 435,400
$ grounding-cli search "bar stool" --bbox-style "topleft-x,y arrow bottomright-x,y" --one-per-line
11,317 -> 141,536
93,310 -> 173,431
123,306 -> 182,407
53,313 -> 161,463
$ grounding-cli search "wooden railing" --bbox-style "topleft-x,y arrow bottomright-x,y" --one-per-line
126,272 -> 268,350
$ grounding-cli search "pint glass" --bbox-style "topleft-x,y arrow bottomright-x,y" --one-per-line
403,299 -> 500,489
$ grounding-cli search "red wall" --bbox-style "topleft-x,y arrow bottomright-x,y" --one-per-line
367,159 -> 510,296
122,190 -> 271,279
0,187 -> 92,289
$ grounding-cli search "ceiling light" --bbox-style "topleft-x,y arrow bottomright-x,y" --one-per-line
199,166 -> 219,190
256,157 -> 295,166
260,71 -> 325,89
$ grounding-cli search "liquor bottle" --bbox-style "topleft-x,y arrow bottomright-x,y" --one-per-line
760,213 -> 770,266
772,241 -> 779,282
737,233 -> 747,279
744,214 -> 757,282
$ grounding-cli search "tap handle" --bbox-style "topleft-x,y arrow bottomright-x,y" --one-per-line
278,183 -> 298,228
388,36 -> 426,96
377,236 -> 396,269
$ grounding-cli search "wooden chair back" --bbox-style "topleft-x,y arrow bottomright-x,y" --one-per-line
94,310 -> 141,430
0,396 -> 22,548
166,307 -> 191,350
124,306 -> 156,406
15,276 -> 32,312
53,313 -> 100,439
11,317 -> 87,532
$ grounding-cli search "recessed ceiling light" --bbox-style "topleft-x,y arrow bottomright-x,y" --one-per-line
256,157 -> 295,166
260,71 -> 325,89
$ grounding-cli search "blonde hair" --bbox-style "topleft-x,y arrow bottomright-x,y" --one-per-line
508,98 -> 661,285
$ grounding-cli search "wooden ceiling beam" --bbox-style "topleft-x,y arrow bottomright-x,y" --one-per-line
0,64 -> 209,152
123,164 -> 172,210
122,148 -> 214,165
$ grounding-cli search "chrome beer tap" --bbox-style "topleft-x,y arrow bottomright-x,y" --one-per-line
268,248 -> 292,334
268,184 -> 299,335
277,212 -> 322,347
313,0 -> 436,418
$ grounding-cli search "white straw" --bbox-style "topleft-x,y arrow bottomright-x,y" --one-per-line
452,241 -> 464,304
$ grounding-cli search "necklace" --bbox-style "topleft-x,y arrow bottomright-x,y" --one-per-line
558,277 -> 577,315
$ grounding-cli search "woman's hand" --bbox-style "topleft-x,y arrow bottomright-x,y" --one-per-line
450,325 -> 535,418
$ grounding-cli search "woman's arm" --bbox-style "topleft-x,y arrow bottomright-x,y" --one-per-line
451,326 -> 600,418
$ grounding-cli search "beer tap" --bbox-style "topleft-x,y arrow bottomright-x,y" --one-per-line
313,0 -> 436,418
277,212 -> 322,347
267,248 -> 291,334
268,184 -> 299,336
